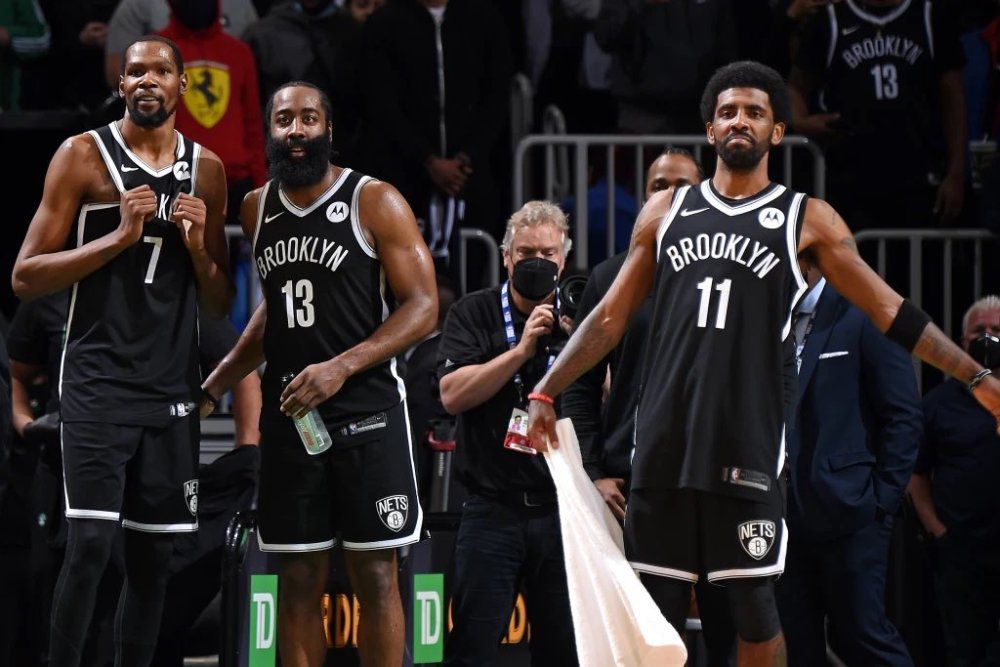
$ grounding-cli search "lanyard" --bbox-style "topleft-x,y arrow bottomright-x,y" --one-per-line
501,281 -> 557,403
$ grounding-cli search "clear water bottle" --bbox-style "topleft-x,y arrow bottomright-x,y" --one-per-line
280,373 -> 332,455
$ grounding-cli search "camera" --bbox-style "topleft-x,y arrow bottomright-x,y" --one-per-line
557,272 -> 589,320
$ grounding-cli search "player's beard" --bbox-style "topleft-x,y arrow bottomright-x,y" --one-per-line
126,96 -> 174,128
267,133 -> 332,188
716,132 -> 771,171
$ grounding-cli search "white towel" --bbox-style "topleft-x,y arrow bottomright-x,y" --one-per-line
543,419 -> 687,667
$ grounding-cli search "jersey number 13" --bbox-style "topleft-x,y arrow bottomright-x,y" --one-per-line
281,279 -> 316,328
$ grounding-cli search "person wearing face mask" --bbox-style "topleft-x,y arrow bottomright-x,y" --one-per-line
158,0 -> 267,225
909,295 -> 1000,667
436,200 -> 577,665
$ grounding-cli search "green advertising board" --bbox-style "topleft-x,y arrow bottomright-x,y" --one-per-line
413,573 -> 444,664
249,574 -> 278,667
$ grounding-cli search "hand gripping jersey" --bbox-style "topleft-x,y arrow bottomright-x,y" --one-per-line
633,180 -> 807,500
60,122 -> 202,426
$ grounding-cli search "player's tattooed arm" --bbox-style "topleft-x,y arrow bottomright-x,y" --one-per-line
13,134 -> 136,299
185,149 -> 233,317
801,198 -> 998,409
527,188 -> 669,450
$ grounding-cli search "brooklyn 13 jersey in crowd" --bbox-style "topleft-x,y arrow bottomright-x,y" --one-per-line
60,122 -> 202,426
253,168 -> 405,427
633,180 -> 807,500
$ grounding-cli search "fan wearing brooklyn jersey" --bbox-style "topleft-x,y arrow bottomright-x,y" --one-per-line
527,62 -> 1000,664
12,38 -> 231,667
201,82 -> 437,666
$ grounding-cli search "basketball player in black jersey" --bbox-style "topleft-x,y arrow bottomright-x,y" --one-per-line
11,37 -> 231,667
526,61 -> 1000,666
202,82 -> 437,667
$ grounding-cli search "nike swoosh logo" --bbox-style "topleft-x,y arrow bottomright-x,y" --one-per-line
121,165 -> 138,172
680,207 -> 709,217
265,212 -> 284,223
842,26 -> 859,35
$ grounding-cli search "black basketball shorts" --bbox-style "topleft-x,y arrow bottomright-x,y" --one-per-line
60,415 -> 200,532
625,484 -> 787,585
257,400 -> 422,552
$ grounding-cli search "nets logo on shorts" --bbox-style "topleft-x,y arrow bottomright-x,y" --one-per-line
183,479 -> 199,516
376,495 -> 408,532
738,520 -> 775,560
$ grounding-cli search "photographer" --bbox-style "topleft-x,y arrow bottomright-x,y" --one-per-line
438,201 -> 577,666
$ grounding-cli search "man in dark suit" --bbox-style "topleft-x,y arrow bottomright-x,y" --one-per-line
776,264 -> 922,666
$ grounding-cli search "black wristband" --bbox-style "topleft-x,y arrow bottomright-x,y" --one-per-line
885,299 -> 932,351
202,388 -> 220,411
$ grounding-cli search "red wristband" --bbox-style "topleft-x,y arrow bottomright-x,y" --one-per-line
527,392 -> 555,405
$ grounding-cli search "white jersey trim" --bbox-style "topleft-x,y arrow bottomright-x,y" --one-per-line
59,203 -> 117,403
924,1 -> 934,59
706,519 -> 788,582
278,168 -> 352,218
88,131 -> 125,194
351,176 -> 378,259
700,180 -> 787,217
846,0 -> 912,26
188,142 -> 202,198
257,535 -> 337,552
781,193 -> 809,342
825,4 -> 838,68
629,561 -> 699,583
655,185 -> 689,260
122,520 -> 198,533
380,268 -> 407,403
252,180 -> 271,251
108,121 -> 183,178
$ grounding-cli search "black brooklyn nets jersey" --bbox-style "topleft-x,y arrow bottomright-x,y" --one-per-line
253,169 -> 404,427
633,181 -> 807,500
60,122 -> 202,426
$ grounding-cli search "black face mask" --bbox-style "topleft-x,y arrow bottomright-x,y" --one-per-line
170,0 -> 219,29
969,332 -> 1000,370
511,257 -> 559,301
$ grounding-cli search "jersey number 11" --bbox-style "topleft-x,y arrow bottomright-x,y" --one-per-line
696,277 -> 732,329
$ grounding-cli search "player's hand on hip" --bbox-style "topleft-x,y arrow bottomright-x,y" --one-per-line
117,184 -> 157,246
516,305 -> 555,359
526,398 -> 558,452
594,477 -> 627,521
971,374 -> 1000,435
934,173 -> 964,222
280,359 -> 349,419
172,192 -> 208,253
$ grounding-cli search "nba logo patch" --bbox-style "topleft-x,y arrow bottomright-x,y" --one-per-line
376,495 -> 408,532
327,201 -> 349,223
183,479 -> 199,516
758,207 -> 784,229
738,520 -> 775,560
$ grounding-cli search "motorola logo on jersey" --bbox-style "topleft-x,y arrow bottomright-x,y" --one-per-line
327,201 -> 349,223
376,495 -> 408,532
738,520 -> 775,560
758,207 -> 785,230
173,160 -> 191,181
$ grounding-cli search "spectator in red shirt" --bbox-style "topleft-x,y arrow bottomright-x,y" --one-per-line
159,0 -> 266,224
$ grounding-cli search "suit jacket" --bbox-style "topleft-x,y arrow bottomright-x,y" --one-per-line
788,285 -> 922,540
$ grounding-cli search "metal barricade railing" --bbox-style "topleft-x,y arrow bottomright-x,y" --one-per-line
459,228 -> 501,293
541,106 -> 570,203
854,229 -> 999,340
510,73 -> 533,156
514,134 -> 826,269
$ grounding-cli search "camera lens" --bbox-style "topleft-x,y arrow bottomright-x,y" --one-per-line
557,274 -> 589,319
